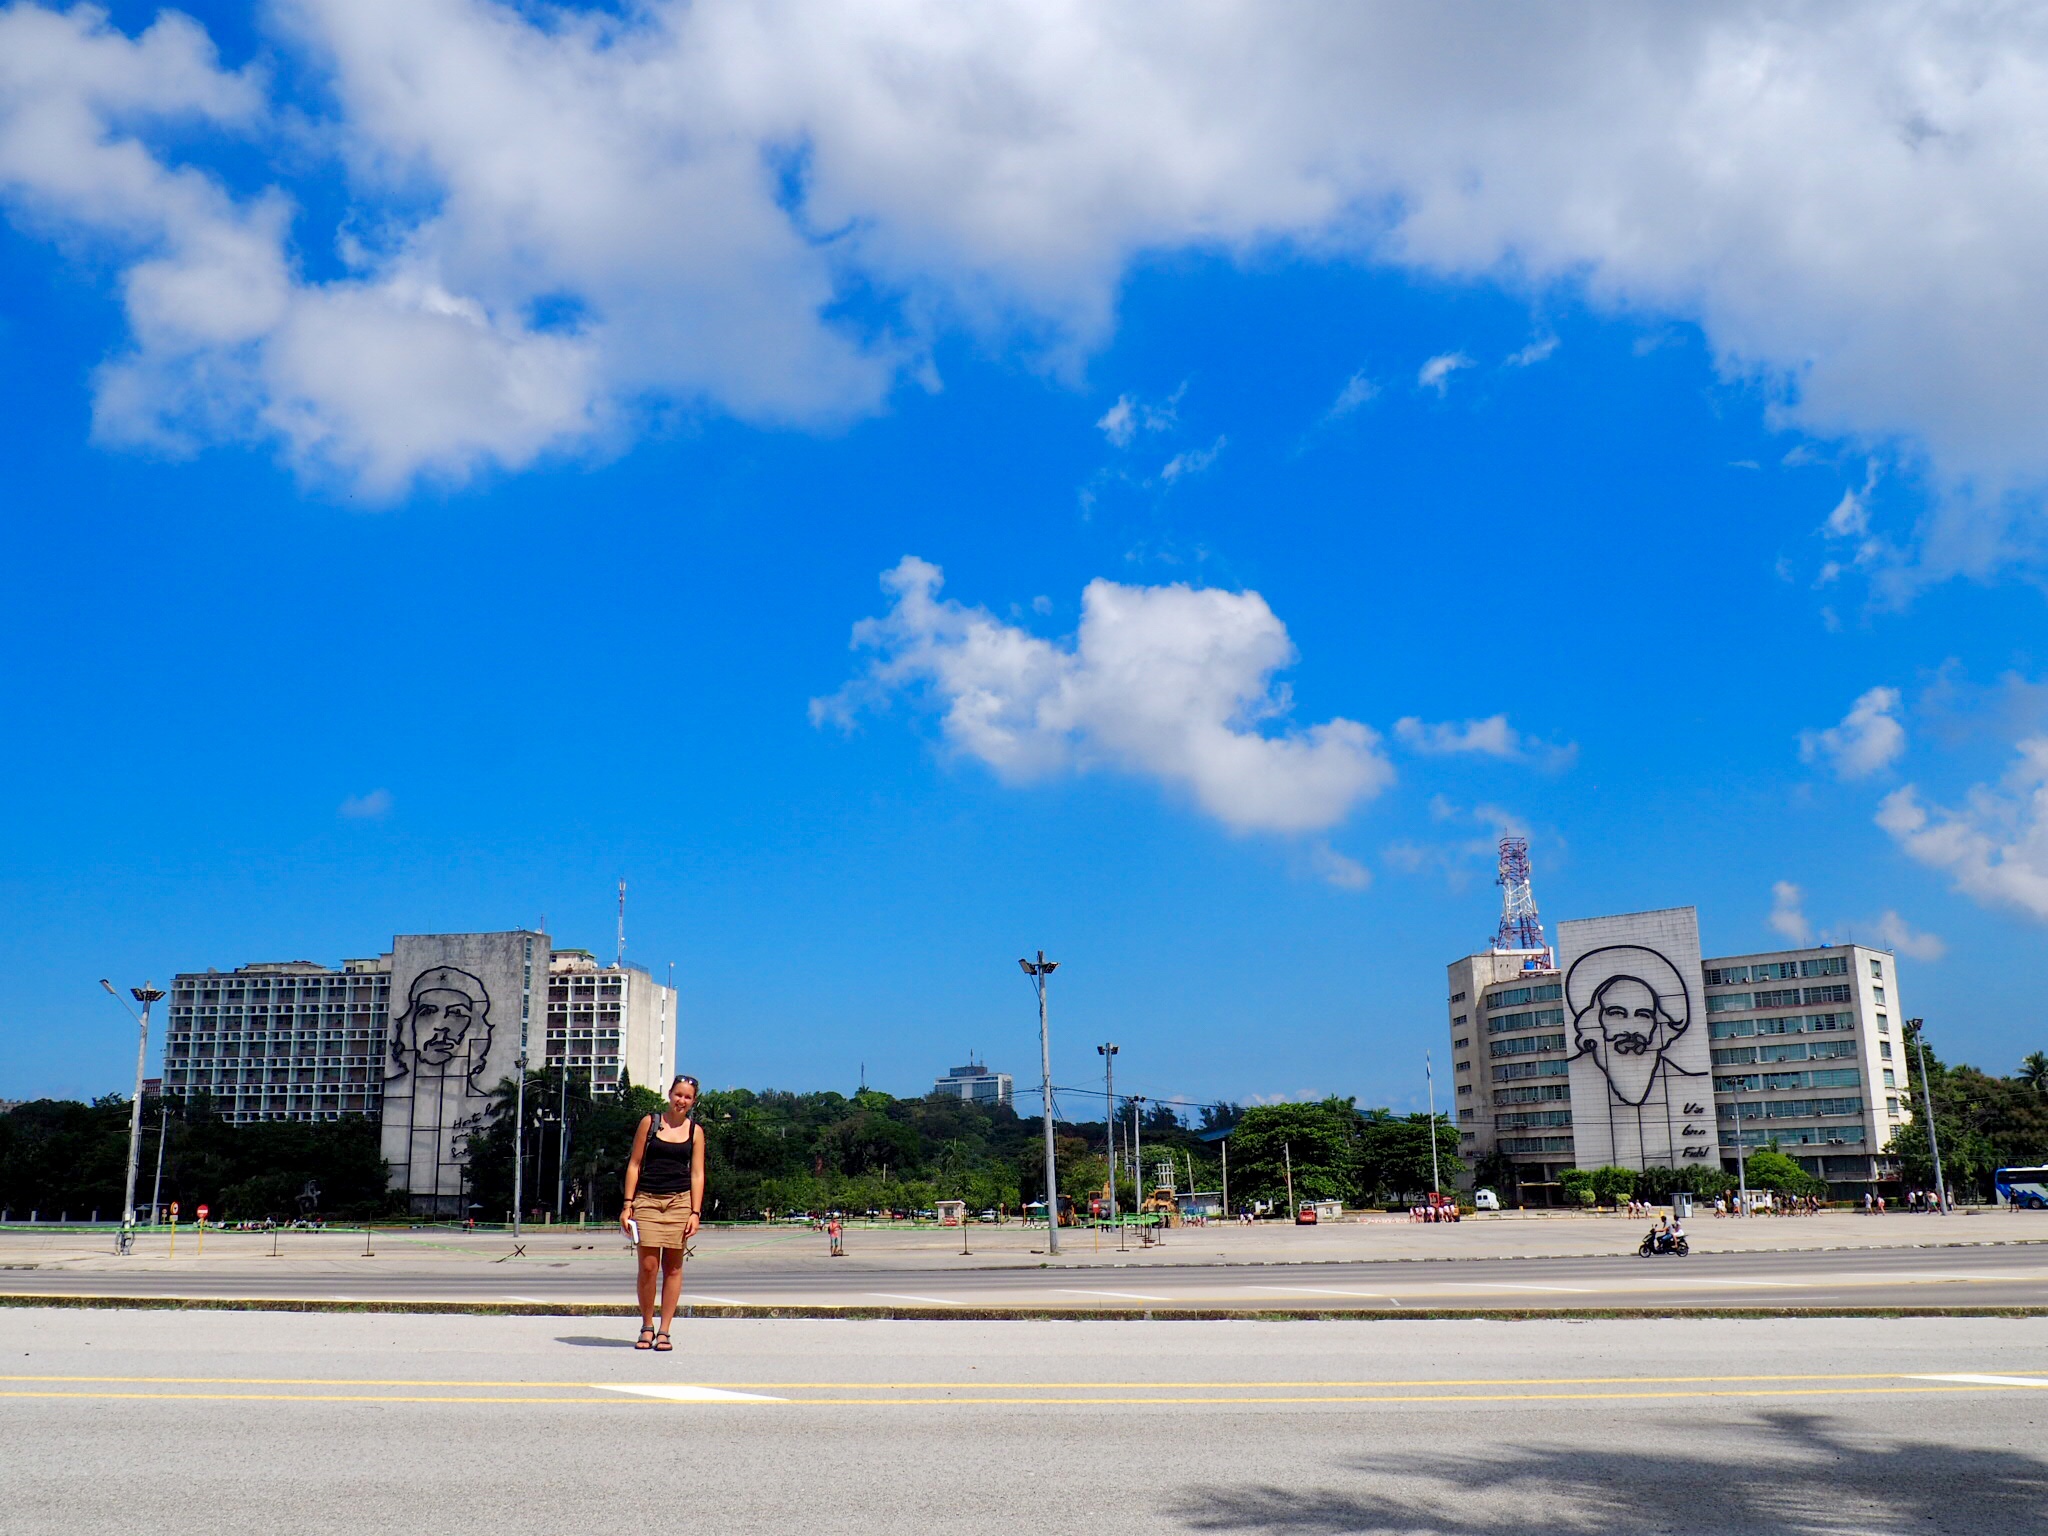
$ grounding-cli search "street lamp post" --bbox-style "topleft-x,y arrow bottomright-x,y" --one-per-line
1020,953 -> 1060,1255
1909,1018 -> 1949,1214
1096,1044 -> 1118,1226
1425,1051 -> 1441,1195
100,979 -> 164,1230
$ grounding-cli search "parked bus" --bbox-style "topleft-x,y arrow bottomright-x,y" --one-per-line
1993,1166 -> 2048,1209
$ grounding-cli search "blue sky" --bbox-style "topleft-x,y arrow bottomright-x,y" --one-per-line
3,3 -> 2046,1112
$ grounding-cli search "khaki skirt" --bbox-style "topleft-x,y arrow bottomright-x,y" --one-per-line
633,1190 -> 695,1250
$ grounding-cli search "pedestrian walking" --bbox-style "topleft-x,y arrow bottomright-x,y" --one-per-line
620,1074 -> 707,1352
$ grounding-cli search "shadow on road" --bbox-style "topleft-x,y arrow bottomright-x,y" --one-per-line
1170,1410 -> 2048,1534
554,1334 -> 638,1349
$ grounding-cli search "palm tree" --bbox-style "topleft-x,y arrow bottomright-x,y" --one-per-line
2020,1051 -> 2048,1097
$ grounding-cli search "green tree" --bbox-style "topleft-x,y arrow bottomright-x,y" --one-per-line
1589,1165 -> 1638,1207
1741,1146 -> 1826,1199
1355,1111 -> 1465,1202
1556,1167 -> 1595,1207
1228,1100 -> 1361,1208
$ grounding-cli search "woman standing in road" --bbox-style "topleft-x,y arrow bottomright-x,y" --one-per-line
621,1074 -> 706,1351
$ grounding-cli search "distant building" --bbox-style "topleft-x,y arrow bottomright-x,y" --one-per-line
933,1058 -> 1012,1106
163,930 -> 677,1214
1448,905 -> 1906,1204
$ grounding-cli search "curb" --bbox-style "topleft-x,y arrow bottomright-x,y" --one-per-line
3,1293 -> 2045,1323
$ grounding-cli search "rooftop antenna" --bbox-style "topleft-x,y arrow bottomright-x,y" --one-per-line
616,877 -> 626,967
1491,836 -> 1553,969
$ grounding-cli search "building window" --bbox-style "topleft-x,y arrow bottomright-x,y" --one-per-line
1880,1041 -> 1892,1060
1704,966 -> 1749,986
1708,993 -> 1752,1013
1887,1097 -> 1899,1116
1798,956 -> 1848,978
1883,1069 -> 1896,1088
1869,958 -> 1883,979
1871,985 -> 1886,1006
1450,991 -> 1466,1003
1488,1007 -> 1565,1034
1452,1014 -> 1467,1027
1453,1037 -> 1469,1050
1454,1059 -> 1471,1072
1802,984 -> 1852,1005
1877,1013 -> 1889,1034
1456,1084 -> 1472,1097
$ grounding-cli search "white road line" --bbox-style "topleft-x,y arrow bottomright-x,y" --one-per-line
1058,1289 -> 1175,1302
1672,1278 -> 1805,1287
1912,1374 -> 2048,1388
1251,1286 -> 1399,1300
866,1293 -> 966,1306
506,1295 -> 571,1303
683,1295 -> 748,1306
597,1383 -> 785,1403
1439,1282 -> 1595,1294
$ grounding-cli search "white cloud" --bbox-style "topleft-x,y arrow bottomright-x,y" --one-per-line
1769,880 -> 1814,945
1393,714 -> 1575,768
1799,686 -> 1906,779
1878,738 -> 2048,921
814,556 -> 1394,834
1824,488 -> 1870,538
1505,336 -> 1559,367
1395,715 -> 1518,757
8,1 -> 2048,543
1417,352 -> 1474,394
1307,843 -> 1370,891
1095,386 -> 1182,448
1867,910 -> 1947,961
1321,370 -> 1379,421
339,787 -> 392,819
1160,435 -> 1225,483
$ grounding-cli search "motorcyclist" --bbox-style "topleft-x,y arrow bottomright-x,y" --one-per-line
1668,1215 -> 1686,1252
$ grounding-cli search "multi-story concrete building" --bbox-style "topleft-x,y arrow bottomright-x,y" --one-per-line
932,1058 -> 1013,1106
1446,893 -> 1906,1203
165,930 -> 677,1213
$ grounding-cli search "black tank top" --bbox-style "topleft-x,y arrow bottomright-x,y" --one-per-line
638,1115 -> 695,1195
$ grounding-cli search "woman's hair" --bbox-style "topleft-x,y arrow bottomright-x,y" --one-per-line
669,1074 -> 699,1091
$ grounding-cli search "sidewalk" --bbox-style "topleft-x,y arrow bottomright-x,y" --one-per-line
6,1208 -> 2042,1276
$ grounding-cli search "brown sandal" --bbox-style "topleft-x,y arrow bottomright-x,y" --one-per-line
653,1332 -> 673,1352
634,1325 -> 655,1350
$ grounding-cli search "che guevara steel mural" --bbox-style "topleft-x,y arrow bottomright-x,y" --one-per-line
1565,944 -> 1714,1166
386,965 -> 494,1211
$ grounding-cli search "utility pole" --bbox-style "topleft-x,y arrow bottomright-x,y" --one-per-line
1132,1096 -> 1145,1222
1732,1073 -> 1749,1214
100,980 -> 163,1229
1097,1044 -> 1119,1225
1221,1139 -> 1230,1220
1020,953 -> 1061,1254
512,1052 -> 528,1236
555,1063 -> 571,1220
1910,1018 -> 1949,1213
1425,1050 -> 1441,1195
1284,1140 -> 1294,1219
150,1100 -> 169,1225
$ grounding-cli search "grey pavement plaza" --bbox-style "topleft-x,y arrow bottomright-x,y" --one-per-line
6,1211 -> 2046,1312
5,1305 -> 2047,1535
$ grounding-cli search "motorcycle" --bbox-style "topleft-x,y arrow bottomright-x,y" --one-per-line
1637,1227 -> 1690,1257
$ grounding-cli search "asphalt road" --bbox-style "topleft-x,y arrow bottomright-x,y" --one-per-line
5,1307 -> 2046,1534
6,1241 -> 2047,1311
